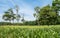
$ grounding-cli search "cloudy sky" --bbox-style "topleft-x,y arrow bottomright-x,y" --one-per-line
0,0 -> 52,22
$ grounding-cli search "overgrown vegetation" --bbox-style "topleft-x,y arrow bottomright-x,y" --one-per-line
0,25 -> 60,38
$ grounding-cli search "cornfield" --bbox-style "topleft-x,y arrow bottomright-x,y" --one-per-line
0,25 -> 60,38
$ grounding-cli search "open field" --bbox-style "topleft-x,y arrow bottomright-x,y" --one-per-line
0,25 -> 60,28
0,25 -> 60,38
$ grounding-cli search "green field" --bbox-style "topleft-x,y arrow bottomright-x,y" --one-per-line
0,25 -> 60,38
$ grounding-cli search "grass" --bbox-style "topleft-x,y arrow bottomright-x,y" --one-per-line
0,25 -> 59,28
0,25 -> 60,38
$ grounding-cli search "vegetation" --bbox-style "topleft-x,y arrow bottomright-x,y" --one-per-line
0,25 -> 60,38
0,0 -> 60,38
3,8 -> 16,23
34,0 -> 60,25
2,6 -> 20,24
15,5 -> 21,23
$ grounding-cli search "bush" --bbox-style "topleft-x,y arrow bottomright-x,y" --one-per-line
0,22 -> 23,25
24,21 -> 37,25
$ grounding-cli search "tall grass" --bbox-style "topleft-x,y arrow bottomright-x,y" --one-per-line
0,25 -> 60,38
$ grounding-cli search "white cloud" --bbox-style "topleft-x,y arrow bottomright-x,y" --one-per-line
0,13 -> 4,22
13,0 -> 35,21
19,1 -> 35,21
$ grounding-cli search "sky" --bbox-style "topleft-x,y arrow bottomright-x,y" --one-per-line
0,0 -> 52,22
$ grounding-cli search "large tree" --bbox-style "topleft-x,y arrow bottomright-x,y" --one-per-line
34,0 -> 60,25
3,8 -> 16,23
52,0 -> 60,24
34,5 -> 57,25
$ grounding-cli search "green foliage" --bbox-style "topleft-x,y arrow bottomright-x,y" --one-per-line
24,21 -> 37,25
0,22 -> 24,25
0,22 -> 12,25
2,8 -> 16,22
34,5 -> 58,25
0,26 -> 60,38
34,0 -> 60,25
2,8 -> 21,23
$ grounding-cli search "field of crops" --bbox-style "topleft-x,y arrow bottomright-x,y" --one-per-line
0,25 -> 60,38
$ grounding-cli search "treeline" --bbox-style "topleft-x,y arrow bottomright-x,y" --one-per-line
0,20 -> 60,25
0,21 -> 37,25
0,22 -> 23,25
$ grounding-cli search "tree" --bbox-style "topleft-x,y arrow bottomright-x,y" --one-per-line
15,5 -> 21,23
3,8 -> 16,23
8,8 -> 15,23
3,11 -> 11,22
52,0 -> 60,24
34,5 -> 57,25
21,13 -> 25,24
33,0 -> 60,25
16,14 -> 21,23
34,6 -> 40,25
11,14 -> 16,23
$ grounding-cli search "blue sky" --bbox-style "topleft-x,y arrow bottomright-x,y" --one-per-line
0,0 -> 52,22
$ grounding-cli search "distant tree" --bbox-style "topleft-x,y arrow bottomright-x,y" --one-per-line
24,21 -> 37,25
16,14 -> 21,23
15,5 -> 21,23
34,6 -> 40,25
11,14 -> 16,23
3,11 -> 11,22
2,8 -> 16,23
21,13 -> 25,24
